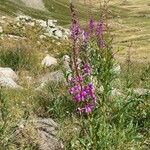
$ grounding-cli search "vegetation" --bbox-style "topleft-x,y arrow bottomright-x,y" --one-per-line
0,0 -> 149,150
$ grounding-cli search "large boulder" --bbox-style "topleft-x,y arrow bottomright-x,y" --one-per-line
15,117 -> 63,150
0,67 -> 18,81
0,77 -> 21,89
33,118 -> 63,150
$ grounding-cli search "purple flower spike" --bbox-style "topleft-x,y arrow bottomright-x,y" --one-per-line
71,22 -> 80,40
97,38 -> 105,48
89,18 -> 95,33
74,94 -> 82,102
85,104 -> 94,113
83,63 -> 91,75
96,21 -> 103,36
82,30 -> 89,44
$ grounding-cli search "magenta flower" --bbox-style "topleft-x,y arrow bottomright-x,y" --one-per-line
69,3 -> 98,114
89,18 -> 95,33
71,22 -> 80,41
77,104 -> 94,113
97,39 -> 105,48
83,63 -> 91,75
85,104 -> 94,113
96,21 -> 103,36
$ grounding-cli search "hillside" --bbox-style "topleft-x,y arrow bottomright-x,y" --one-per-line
0,0 -> 150,62
0,1 -> 150,149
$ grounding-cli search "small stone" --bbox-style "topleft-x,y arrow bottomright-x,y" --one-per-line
16,15 -> 32,22
41,55 -> 57,67
37,70 -> 65,90
47,19 -> 56,27
36,19 -> 47,28
54,30 -> 63,38
27,22 -> 35,26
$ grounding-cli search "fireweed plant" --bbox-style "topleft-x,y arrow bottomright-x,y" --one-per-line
66,3 -> 122,149
68,2 -> 115,114
68,3 -> 97,114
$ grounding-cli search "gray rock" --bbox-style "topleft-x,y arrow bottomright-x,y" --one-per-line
37,70 -> 65,90
0,77 -> 21,89
41,55 -> 58,67
34,118 -> 63,150
0,67 -> 18,81
15,117 -> 63,150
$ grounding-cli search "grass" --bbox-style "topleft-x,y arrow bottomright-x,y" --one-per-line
0,0 -> 150,149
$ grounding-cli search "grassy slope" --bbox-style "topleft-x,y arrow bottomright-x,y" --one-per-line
108,0 -> 150,63
0,0 -> 150,62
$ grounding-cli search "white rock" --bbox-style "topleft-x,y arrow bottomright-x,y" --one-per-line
47,19 -> 56,27
36,19 -> 47,28
27,22 -> 35,26
0,26 -> 3,33
16,15 -> 32,22
41,55 -> 57,67
0,77 -> 21,89
50,28 -> 57,33
63,55 -> 71,72
0,67 -> 18,81
54,30 -> 63,38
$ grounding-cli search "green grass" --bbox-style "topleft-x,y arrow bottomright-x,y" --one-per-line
0,0 -> 150,149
